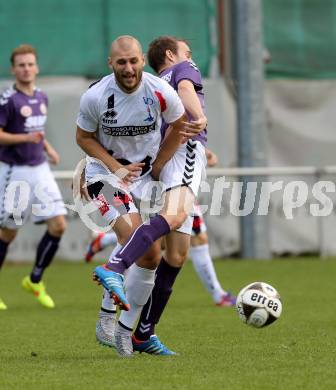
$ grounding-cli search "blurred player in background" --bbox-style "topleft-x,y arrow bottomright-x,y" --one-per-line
85,147 -> 235,308
188,148 -> 235,307
0,44 -> 67,310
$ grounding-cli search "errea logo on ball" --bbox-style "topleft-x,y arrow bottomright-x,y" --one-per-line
250,292 -> 280,313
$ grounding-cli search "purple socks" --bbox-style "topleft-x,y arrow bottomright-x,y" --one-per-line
107,215 -> 170,274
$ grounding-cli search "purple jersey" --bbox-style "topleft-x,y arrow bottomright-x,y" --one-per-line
160,60 -> 207,145
0,86 -> 48,166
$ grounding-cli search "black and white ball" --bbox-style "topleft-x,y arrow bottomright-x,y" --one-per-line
236,282 -> 282,328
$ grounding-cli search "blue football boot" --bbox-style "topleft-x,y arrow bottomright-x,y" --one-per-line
93,265 -> 130,311
132,335 -> 177,356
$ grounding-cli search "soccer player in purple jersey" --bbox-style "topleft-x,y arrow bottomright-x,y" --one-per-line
131,37 -> 235,354
0,45 -> 67,310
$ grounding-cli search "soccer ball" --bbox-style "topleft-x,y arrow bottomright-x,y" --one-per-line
236,282 -> 282,328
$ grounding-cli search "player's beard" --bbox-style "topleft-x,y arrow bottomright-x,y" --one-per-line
115,69 -> 142,93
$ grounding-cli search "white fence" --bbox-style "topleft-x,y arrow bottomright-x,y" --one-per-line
53,165 -> 336,179
54,166 -> 336,258
5,165 -> 336,261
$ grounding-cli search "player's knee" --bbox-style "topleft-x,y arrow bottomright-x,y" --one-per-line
191,232 -> 208,247
117,231 -> 131,244
166,249 -> 188,268
173,211 -> 189,230
136,256 -> 160,269
137,245 -> 161,269
0,228 -> 17,243
114,215 -> 142,245
164,211 -> 188,230
48,216 -> 67,237
145,251 -> 161,266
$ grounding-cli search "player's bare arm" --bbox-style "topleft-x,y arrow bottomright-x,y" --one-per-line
76,126 -> 123,172
205,148 -> 218,167
151,113 -> 187,179
177,79 -> 207,136
0,127 -> 44,145
44,139 -> 60,165
76,126 -> 144,184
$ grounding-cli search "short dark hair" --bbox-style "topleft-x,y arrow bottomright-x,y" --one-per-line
147,36 -> 179,73
10,44 -> 37,65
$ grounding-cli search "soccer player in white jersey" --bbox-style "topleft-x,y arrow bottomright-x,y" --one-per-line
0,45 -> 67,310
76,35 -> 204,356
90,35 -> 208,355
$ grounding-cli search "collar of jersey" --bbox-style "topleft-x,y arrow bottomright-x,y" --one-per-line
13,84 -> 37,97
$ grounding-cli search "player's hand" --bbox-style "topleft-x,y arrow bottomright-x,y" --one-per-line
79,170 -> 91,201
206,149 -> 218,167
71,160 -> 91,201
180,116 -> 207,140
46,147 -> 60,165
115,162 -> 145,185
25,131 -> 44,144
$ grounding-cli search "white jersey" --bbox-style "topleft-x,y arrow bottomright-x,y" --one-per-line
77,72 -> 185,178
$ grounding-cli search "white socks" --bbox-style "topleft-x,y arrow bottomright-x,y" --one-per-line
119,264 -> 156,330
101,288 -> 117,312
101,242 -> 122,313
100,232 -> 118,250
189,244 -> 226,303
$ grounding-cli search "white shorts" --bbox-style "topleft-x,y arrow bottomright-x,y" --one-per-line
85,140 -> 206,234
159,140 -> 206,197
86,167 -> 162,225
159,140 -> 206,235
0,161 -> 67,229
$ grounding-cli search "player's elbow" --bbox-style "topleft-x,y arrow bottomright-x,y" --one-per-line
76,128 -> 83,144
0,130 -> 8,145
170,112 -> 187,131
76,127 -> 89,148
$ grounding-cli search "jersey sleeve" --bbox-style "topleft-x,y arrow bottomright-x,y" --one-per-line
156,82 -> 185,124
76,89 -> 99,132
0,91 -> 13,128
174,61 -> 202,91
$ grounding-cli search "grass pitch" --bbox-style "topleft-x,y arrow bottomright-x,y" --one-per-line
0,258 -> 336,390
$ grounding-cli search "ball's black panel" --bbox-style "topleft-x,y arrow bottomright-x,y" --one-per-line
263,313 -> 277,327
242,303 -> 255,319
248,283 -> 263,291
